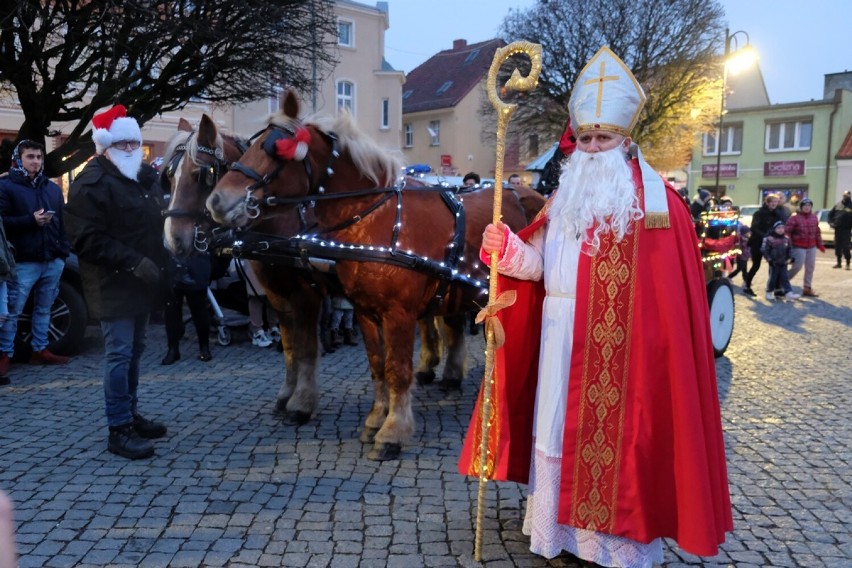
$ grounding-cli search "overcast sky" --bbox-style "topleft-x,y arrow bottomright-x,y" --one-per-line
383,0 -> 849,105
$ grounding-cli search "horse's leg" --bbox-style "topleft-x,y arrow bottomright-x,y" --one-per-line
438,314 -> 467,390
414,316 -> 441,385
357,314 -> 388,445
369,314 -> 417,461
270,287 -> 320,424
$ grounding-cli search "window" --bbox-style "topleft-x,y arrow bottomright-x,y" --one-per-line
403,89 -> 413,100
765,119 -> 812,151
428,120 -> 440,146
336,81 -> 354,115
528,134 -> 539,159
381,98 -> 389,129
338,20 -> 353,47
436,81 -> 453,95
703,124 -> 743,156
463,49 -> 480,65
404,124 -> 413,148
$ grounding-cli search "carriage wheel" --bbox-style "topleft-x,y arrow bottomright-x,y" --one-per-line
706,279 -> 735,358
217,327 -> 232,346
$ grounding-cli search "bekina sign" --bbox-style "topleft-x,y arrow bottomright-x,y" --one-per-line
764,160 -> 805,177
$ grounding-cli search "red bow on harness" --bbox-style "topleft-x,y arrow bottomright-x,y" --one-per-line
275,127 -> 311,161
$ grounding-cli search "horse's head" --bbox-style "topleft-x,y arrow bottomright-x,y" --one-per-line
162,114 -> 244,256
206,89 -> 401,231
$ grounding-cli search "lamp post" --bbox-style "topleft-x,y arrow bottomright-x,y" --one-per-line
713,29 -> 756,195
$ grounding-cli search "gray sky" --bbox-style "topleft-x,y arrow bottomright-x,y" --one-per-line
384,0 -> 849,104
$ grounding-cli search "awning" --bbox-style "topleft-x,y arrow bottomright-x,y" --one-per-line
525,142 -> 558,172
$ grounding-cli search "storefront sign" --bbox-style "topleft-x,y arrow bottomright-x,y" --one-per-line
764,160 -> 805,177
702,163 -> 738,178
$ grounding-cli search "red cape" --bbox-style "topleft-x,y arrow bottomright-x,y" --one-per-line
460,160 -> 732,556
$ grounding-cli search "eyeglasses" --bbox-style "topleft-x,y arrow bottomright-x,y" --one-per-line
111,140 -> 141,150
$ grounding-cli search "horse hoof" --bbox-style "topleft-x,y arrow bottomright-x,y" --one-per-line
415,371 -> 436,385
360,427 -> 379,444
286,410 -> 312,425
275,398 -> 289,412
438,378 -> 462,391
368,442 -> 402,461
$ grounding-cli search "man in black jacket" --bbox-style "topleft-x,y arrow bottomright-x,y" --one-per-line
0,140 -> 72,380
65,105 -> 170,460
828,191 -> 852,269
743,193 -> 785,297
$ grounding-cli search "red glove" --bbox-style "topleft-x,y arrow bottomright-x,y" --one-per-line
818,245 -> 826,253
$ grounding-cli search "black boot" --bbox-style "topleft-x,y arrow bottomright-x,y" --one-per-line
199,344 -> 212,362
320,329 -> 335,355
343,328 -> 358,346
833,259 -> 842,268
160,347 -> 180,365
108,424 -> 155,459
132,413 -> 167,439
330,330 -> 343,348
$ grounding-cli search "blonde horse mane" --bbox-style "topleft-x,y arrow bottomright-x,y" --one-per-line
269,110 -> 402,187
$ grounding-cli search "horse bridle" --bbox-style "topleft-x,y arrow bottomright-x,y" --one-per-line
161,134 -> 233,251
228,123 -> 341,222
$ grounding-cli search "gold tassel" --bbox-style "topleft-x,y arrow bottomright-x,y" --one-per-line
644,212 -> 670,229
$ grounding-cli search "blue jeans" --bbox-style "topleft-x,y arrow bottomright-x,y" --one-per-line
766,263 -> 792,294
100,314 -> 149,427
0,259 -> 64,355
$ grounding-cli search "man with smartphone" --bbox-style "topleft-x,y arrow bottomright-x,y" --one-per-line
0,139 -> 71,383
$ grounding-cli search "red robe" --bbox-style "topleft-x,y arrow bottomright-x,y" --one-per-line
459,159 -> 733,556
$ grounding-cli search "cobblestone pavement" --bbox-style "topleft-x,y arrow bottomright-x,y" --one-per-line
1,252 -> 850,567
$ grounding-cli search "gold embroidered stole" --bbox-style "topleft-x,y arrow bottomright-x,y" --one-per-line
569,224 -> 640,531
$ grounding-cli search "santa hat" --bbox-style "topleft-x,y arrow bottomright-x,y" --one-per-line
91,105 -> 142,154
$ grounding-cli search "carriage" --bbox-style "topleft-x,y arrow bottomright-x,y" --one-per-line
696,209 -> 741,357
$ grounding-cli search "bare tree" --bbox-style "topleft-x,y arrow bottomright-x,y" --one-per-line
490,0 -> 725,171
0,0 -> 338,176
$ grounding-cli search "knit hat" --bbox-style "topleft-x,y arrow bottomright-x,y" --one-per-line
772,220 -> 785,230
91,105 -> 142,154
800,198 -> 813,206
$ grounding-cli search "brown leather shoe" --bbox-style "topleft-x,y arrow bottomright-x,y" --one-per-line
29,349 -> 70,365
802,287 -> 819,297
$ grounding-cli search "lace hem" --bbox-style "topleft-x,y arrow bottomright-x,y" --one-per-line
522,448 -> 664,567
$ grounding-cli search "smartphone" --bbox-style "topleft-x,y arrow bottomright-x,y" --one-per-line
44,210 -> 55,216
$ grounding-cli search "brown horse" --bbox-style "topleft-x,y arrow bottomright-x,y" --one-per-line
206,91 -> 542,460
161,115 -> 328,422
160,114 -> 481,426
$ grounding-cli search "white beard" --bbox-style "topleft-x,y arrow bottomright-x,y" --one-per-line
105,147 -> 143,181
549,146 -> 643,254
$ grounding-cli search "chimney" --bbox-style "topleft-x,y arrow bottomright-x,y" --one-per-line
453,39 -> 467,50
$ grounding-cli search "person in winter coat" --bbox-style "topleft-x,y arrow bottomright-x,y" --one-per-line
0,217 -> 15,386
64,105 -> 170,461
743,193 -> 785,297
828,190 -> 852,269
0,140 -> 72,381
760,221 -> 799,301
785,198 -> 826,296
161,252 -> 212,364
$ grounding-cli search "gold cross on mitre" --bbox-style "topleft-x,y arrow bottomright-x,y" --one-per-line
584,61 -> 620,118
569,46 -> 646,137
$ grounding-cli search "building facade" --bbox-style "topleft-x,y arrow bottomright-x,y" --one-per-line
690,72 -> 852,210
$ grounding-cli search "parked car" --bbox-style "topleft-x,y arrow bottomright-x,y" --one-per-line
816,209 -> 835,246
736,204 -> 761,229
16,253 -> 89,357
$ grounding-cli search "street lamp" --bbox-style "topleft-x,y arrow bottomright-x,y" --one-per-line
713,29 -> 757,195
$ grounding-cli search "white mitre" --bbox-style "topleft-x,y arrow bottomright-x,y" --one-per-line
569,46 -> 669,229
